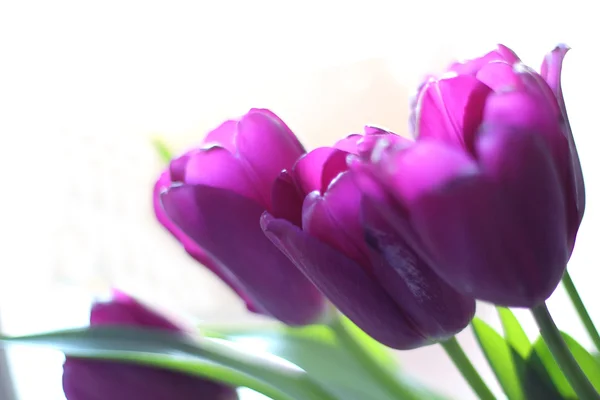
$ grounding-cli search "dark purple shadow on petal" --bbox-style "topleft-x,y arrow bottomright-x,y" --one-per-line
261,212 -> 428,350
161,185 -> 325,325
271,170 -> 304,227
153,174 -> 258,313
361,197 -> 475,341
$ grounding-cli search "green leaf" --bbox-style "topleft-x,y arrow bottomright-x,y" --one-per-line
0,327 -> 337,400
152,137 -> 174,164
498,307 -> 531,359
472,317 -> 562,400
531,332 -> 600,398
202,323 -> 446,400
338,315 -> 398,373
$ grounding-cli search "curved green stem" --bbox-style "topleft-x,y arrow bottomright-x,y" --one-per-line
532,303 -> 600,400
562,271 -> 600,352
329,317 -> 419,400
441,336 -> 496,400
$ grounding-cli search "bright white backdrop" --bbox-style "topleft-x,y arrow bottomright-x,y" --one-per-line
0,1 -> 598,399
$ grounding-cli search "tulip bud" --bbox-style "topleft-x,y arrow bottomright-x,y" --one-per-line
62,291 -> 238,400
154,109 -> 326,325
262,127 -> 475,350
370,44 -> 585,307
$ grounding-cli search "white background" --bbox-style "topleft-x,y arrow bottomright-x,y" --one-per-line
0,1 -> 599,399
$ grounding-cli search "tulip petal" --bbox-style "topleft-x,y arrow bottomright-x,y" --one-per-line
293,147 -> 349,195
541,44 -> 585,248
90,295 -> 181,332
333,133 -> 362,154
405,127 -> 568,306
271,171 -> 303,227
376,140 -> 479,205
183,147 -> 261,203
202,119 -> 238,153
417,75 -> 492,151
261,212 -> 428,349
236,109 -> 306,207
169,151 -> 194,183
302,172 -> 369,268
361,197 -> 475,341
161,185 -> 325,325
64,295 -> 239,400
357,127 -> 410,160
63,359 -> 239,400
153,176 -> 258,313
476,61 -> 523,92
449,44 -> 521,75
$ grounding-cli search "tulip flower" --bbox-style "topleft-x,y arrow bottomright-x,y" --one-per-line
262,127 -> 476,350
63,291 -> 238,400
360,45 -> 584,307
154,109 -> 325,326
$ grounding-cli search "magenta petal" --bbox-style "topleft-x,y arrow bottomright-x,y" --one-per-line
90,295 -> 181,332
334,134 -> 362,154
302,172 -> 369,267
409,127 -> 569,306
261,212 -> 427,349
417,75 -> 492,151
153,171 -> 212,268
63,295 -> 239,400
271,171 -> 303,227
361,198 -> 475,341
476,61 -> 523,92
184,147 -> 261,203
540,44 -> 570,107
153,175 -> 258,313
63,359 -> 239,400
161,185 -> 325,325
377,140 -> 479,206
169,151 -> 194,182
236,109 -> 306,207
449,44 -> 521,75
541,44 -> 585,248
293,147 -> 349,195
202,119 -> 238,153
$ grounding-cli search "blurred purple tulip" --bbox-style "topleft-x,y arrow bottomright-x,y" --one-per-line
63,291 -> 238,400
154,109 -> 326,325
363,44 -> 584,307
262,127 -> 476,350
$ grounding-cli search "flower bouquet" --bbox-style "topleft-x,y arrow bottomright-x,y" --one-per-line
2,44 -> 598,400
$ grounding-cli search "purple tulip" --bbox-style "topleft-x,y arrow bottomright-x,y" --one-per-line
261,127 -> 476,350
361,45 -> 584,307
154,109 -> 326,325
63,291 -> 239,400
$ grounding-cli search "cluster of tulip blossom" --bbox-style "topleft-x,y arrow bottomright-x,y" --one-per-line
62,44 -> 586,399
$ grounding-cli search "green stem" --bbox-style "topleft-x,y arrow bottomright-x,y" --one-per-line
441,336 -> 496,400
329,317 -> 419,400
562,271 -> 600,352
186,338 -> 337,400
532,303 -> 600,400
